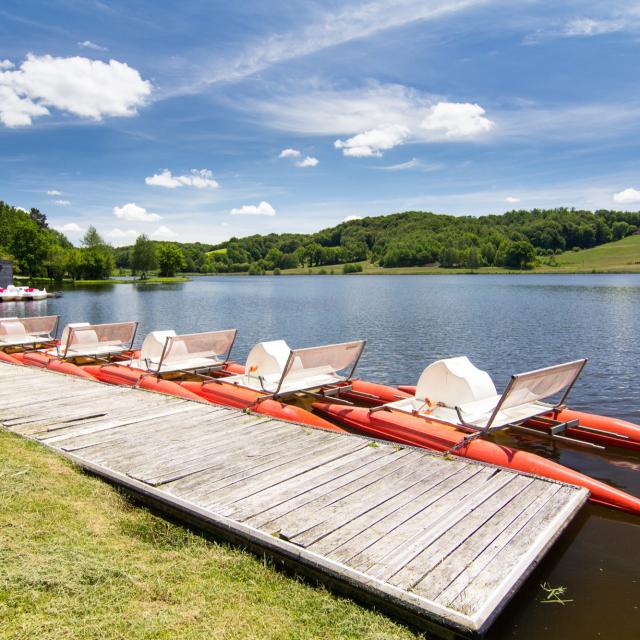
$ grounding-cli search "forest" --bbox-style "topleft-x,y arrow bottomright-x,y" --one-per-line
0,201 -> 186,281
2,200 -> 639,280
156,207 -> 639,273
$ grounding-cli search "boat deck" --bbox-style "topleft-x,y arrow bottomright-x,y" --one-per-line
0,362 -> 588,637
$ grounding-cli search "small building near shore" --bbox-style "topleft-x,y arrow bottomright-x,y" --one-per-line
0,259 -> 14,288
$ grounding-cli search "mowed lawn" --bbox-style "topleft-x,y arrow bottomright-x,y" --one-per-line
0,431 -> 420,640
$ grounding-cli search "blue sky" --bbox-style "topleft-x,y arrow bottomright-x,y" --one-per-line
1,0 -> 640,245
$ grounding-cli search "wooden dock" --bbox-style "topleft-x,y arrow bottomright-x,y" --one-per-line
0,362 -> 588,637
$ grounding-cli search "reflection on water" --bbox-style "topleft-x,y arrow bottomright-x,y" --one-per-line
2,274 -> 639,639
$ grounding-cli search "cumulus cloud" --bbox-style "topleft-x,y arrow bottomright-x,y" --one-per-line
297,155 -> 319,167
78,40 -> 107,51
145,168 -> 219,189
54,199 -> 71,206
505,196 -> 521,203
253,84 -> 494,157
613,188 -> 640,204
47,189 -> 62,196
0,60 -> 14,70
0,85 -> 49,127
15,206 -> 28,212
152,225 -> 178,238
106,228 -> 139,239
343,215 -> 362,222
279,147 -> 318,167
421,102 -> 494,139
0,54 -> 151,127
230,201 -> 276,216
279,148 -> 301,158
335,124 -> 410,157
55,222 -> 84,232
113,202 -> 161,222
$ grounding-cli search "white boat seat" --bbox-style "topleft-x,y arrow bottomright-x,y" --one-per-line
131,328 -> 237,373
388,357 -> 587,433
57,321 -> 138,358
225,339 -> 365,395
0,316 -> 59,347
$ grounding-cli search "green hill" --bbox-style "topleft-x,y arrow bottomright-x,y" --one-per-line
539,233 -> 640,272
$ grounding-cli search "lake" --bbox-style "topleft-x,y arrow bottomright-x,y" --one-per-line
2,273 -> 639,639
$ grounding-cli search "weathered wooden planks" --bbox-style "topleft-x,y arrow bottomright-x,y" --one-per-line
0,362 -> 588,637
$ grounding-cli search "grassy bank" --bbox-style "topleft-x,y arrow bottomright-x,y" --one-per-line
14,276 -> 190,286
0,431 -> 418,640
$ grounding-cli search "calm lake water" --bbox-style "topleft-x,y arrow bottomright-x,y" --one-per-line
2,274 -> 639,639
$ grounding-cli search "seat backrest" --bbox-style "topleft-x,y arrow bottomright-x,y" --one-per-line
279,340 -> 365,389
497,359 -> 587,414
415,356 -> 497,406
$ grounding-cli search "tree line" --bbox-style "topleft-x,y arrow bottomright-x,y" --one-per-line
180,207 -> 640,273
0,201 -> 187,281
2,200 -> 639,280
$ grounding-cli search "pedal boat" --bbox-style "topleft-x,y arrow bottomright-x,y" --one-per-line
83,329 -> 350,431
7,319 -> 139,380
314,356 -> 640,514
0,285 -> 24,302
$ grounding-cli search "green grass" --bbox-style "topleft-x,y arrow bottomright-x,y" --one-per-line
536,234 -> 640,272
0,431 -> 420,640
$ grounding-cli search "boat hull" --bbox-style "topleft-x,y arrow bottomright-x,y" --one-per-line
313,403 -> 640,515
180,380 -> 343,432
397,386 -> 640,451
13,351 -> 96,380
82,364 -> 205,402
0,351 -> 22,365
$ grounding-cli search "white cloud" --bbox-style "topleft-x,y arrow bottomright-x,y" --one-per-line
563,17 -> 623,37
47,189 -> 62,196
279,147 -> 318,167
16,206 -> 28,212
383,158 -> 419,171
279,148 -> 301,158
55,222 -> 84,232
252,84 -> 494,155
152,225 -> 178,238
106,227 -> 139,239
505,196 -> 521,203
0,60 -> 14,70
335,124 -> 410,157
54,199 -> 71,206
113,202 -> 161,222
343,215 -> 362,222
145,168 -> 219,189
297,155 -> 319,167
0,85 -> 49,127
421,102 -> 494,139
230,201 -> 276,216
613,188 -> 640,204
195,0 -> 489,88
78,40 -> 108,51
0,54 -> 151,127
